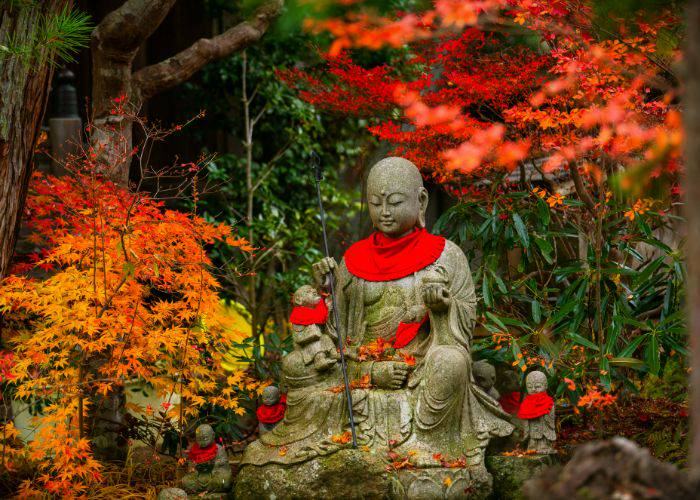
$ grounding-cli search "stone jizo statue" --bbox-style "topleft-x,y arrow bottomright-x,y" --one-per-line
256,385 -> 286,434
290,285 -> 338,372
181,424 -> 232,494
240,157 -> 515,494
517,371 -> 556,454
473,360 -> 500,401
497,369 -> 522,415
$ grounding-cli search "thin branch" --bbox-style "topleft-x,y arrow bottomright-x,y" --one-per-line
569,162 -> 596,212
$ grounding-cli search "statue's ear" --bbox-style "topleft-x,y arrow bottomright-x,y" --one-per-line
418,187 -> 429,228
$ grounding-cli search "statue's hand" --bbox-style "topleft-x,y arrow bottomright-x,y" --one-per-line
422,283 -> 450,312
312,257 -> 338,287
371,361 -> 410,389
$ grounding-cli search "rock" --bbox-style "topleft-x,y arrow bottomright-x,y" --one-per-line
522,437 -> 692,500
157,487 -> 188,500
486,454 -> 557,500
234,449 -> 391,499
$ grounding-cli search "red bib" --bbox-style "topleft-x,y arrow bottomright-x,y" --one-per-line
392,313 -> 429,349
256,394 -> 287,424
517,391 -> 554,419
188,443 -> 218,464
498,391 -> 522,415
290,299 -> 328,325
344,228 -> 446,281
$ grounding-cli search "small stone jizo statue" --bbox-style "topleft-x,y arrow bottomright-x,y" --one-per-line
497,369 -> 522,415
181,424 -> 232,494
473,360 -> 500,400
517,371 -> 556,454
289,285 -> 338,372
256,385 -> 286,434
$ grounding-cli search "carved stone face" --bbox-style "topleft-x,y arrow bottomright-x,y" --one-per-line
262,385 -> 280,406
195,424 -> 215,448
473,361 -> 496,390
525,371 -> 548,394
366,157 -> 428,238
293,285 -> 321,307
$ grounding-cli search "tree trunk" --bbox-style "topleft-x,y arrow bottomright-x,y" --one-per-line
90,0 -> 283,186
0,1 -> 70,278
685,0 -> 700,484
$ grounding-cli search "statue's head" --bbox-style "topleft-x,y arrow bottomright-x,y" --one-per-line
366,157 -> 428,238
195,424 -> 215,448
262,385 -> 281,406
525,371 -> 548,394
498,369 -> 520,394
473,360 -> 496,390
293,285 -> 321,307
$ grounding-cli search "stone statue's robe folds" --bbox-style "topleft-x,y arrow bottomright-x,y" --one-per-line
242,239 -> 514,466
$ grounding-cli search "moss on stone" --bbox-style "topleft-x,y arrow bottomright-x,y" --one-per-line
485,454 -> 556,500
234,449 -> 391,500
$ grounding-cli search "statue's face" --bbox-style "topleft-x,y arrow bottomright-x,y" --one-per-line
367,158 -> 427,238
262,385 -> 280,405
295,286 -> 320,307
195,424 -> 215,447
473,362 -> 496,390
525,371 -> 547,394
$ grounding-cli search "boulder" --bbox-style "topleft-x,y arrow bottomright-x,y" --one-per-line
523,437 -> 692,500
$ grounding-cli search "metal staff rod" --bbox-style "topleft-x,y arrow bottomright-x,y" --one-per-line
311,151 -> 357,448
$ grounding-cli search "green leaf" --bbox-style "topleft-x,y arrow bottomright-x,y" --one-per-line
609,357 -> 646,370
534,237 -> 554,264
617,335 -> 646,358
531,300 -> 542,323
482,275 -> 492,308
568,332 -> 600,351
512,213 -> 530,249
485,311 -> 506,329
549,299 -> 577,325
645,334 -> 660,376
536,197 -> 551,226
636,216 -> 652,237
492,272 -> 508,294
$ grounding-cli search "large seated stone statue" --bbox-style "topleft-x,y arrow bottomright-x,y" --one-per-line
238,157 -> 516,498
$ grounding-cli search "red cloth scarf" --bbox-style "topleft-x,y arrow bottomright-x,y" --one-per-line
188,443 -> 218,464
392,313 -> 429,349
517,391 -> 554,419
290,299 -> 328,325
256,394 -> 287,424
498,391 -> 522,415
344,228 -> 446,282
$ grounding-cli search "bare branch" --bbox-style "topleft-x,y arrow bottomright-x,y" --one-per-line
132,0 -> 283,100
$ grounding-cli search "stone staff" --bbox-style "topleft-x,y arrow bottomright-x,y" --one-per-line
311,151 -> 357,447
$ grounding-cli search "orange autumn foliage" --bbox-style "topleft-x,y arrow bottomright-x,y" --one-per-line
0,170 -> 262,495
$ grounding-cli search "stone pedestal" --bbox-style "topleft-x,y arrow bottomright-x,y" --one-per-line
234,449 -> 499,499
234,451 -> 559,499
235,449 -> 391,499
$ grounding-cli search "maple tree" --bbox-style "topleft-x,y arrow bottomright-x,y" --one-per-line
0,114 -> 264,495
282,0 -> 685,408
